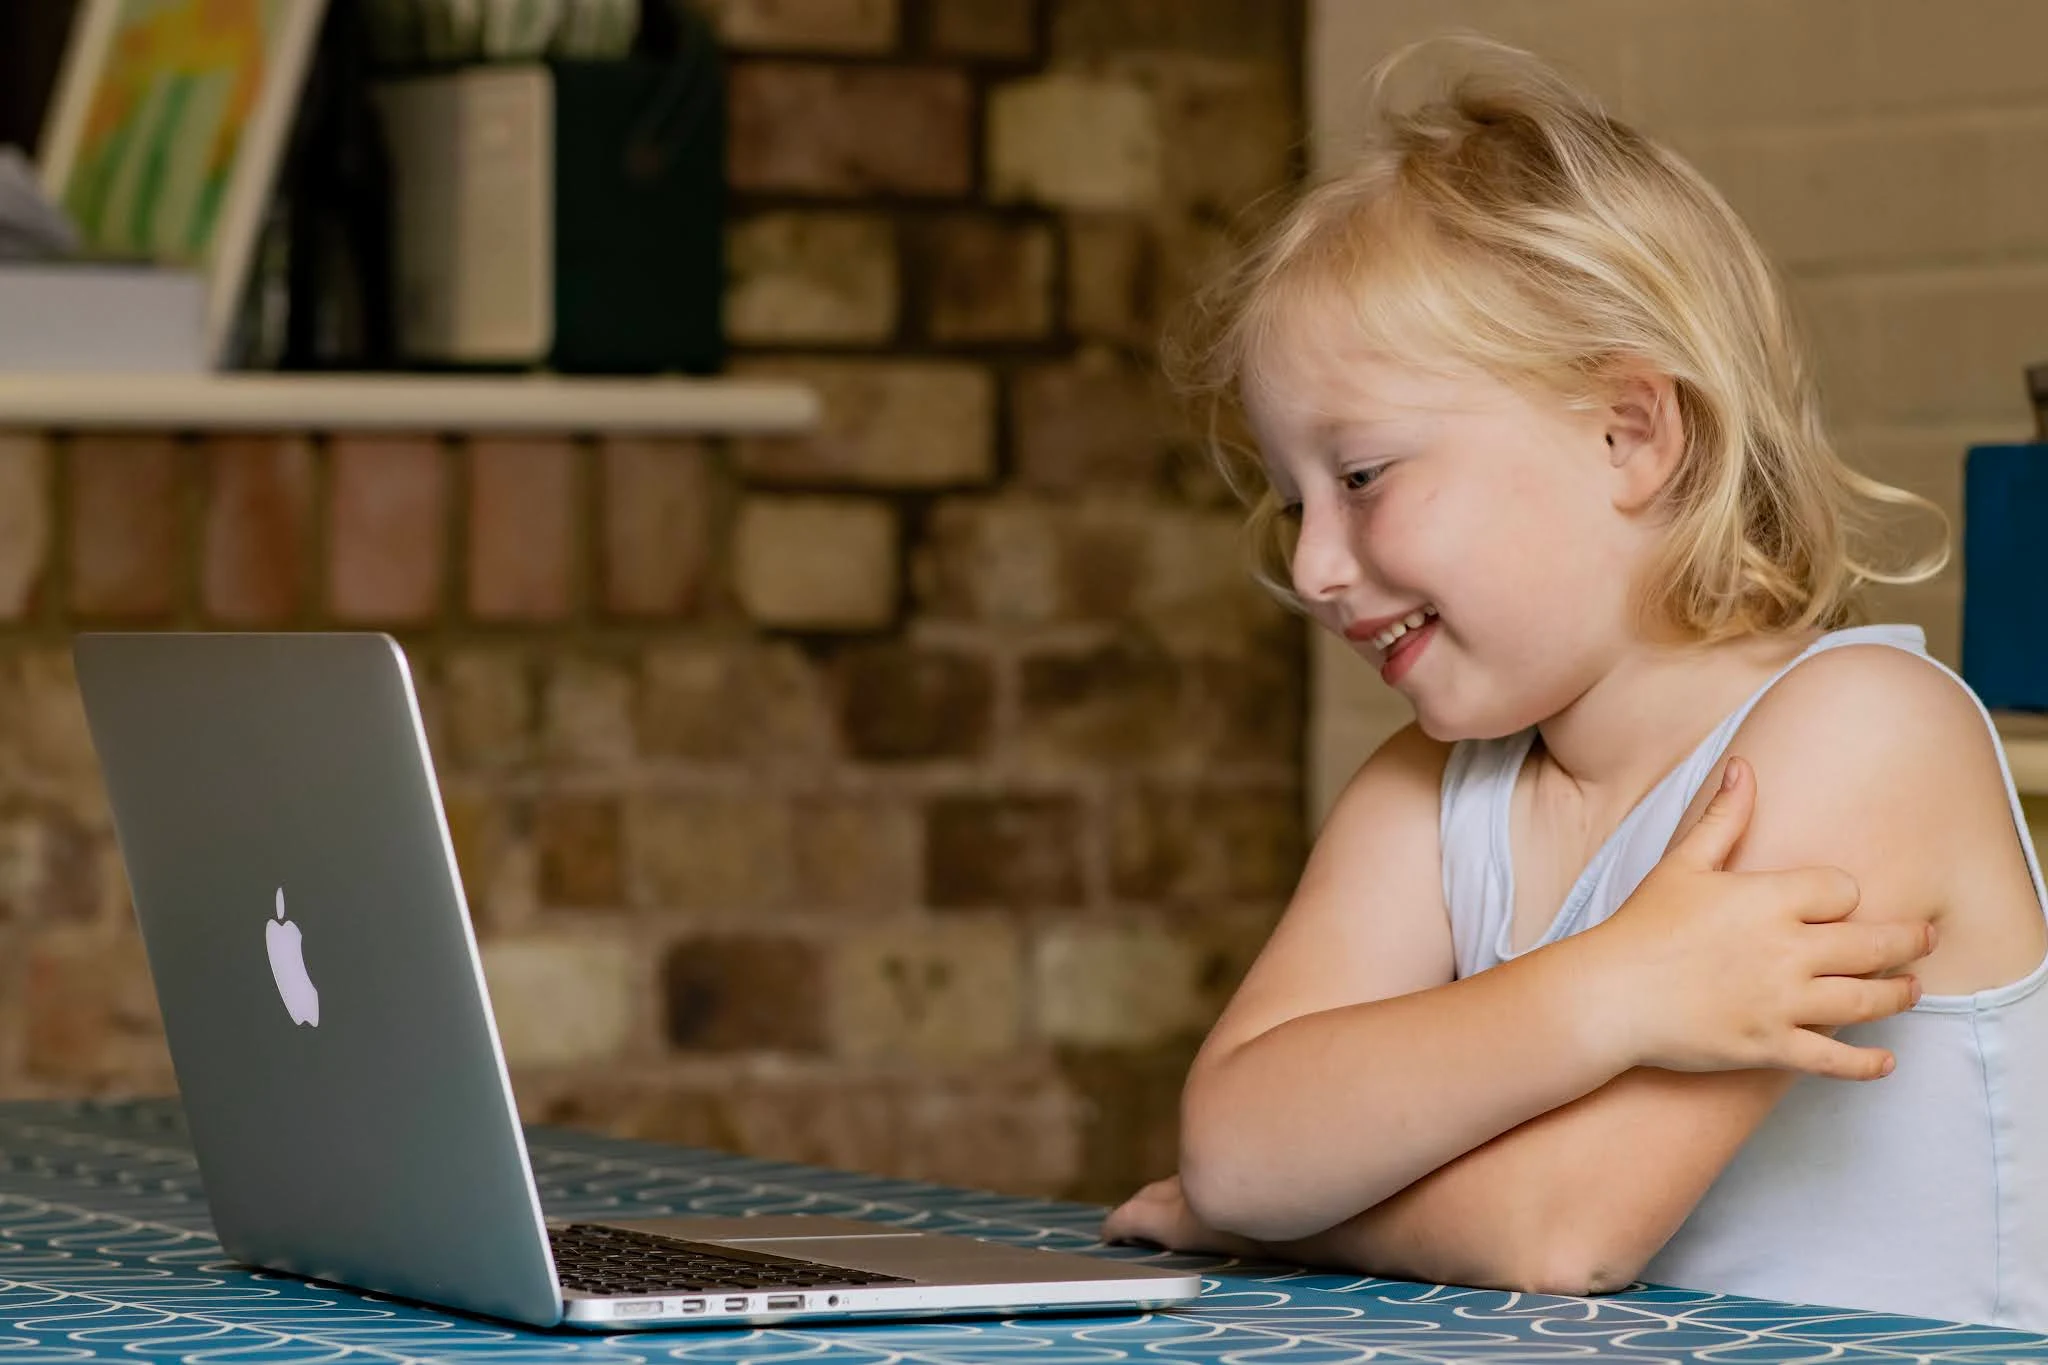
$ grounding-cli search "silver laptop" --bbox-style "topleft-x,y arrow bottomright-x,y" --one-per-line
73,632 -> 1203,1331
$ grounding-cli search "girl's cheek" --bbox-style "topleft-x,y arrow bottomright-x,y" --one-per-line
1359,488 -> 1413,557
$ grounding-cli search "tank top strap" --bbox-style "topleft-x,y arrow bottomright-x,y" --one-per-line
1657,621 -> 2048,935
1708,622 -> 1935,752
1440,726 -> 1537,980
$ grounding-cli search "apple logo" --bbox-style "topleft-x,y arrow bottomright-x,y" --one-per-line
266,887 -> 320,1027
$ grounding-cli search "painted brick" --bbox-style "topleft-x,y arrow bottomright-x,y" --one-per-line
921,216 -> 1056,342
443,789 -> 538,930
1011,352 -> 1174,491
1050,0 -> 1293,61
666,935 -> 827,1052
0,435 -> 50,619
439,650 -> 538,769
733,360 -> 995,489
728,213 -> 898,343
927,0 -> 1036,58
482,937 -> 638,1065
24,929 -> 171,1086
599,437 -> 718,619
830,917 -> 1024,1061
327,434 -> 447,624
468,437 -> 577,622
988,75 -> 1161,210
925,793 -> 1085,908
837,644 -> 994,761
1033,921 -> 1204,1046
202,434 -> 312,625
69,434 -> 181,621
1109,784 -> 1304,902
1624,0 -> 1868,129
708,0 -> 898,52
731,64 -> 971,196
789,795 -> 921,912
1862,0 -> 2048,112
540,655 -> 637,767
1065,215 -> 1156,345
639,641 -> 837,763
733,496 -> 898,630
629,793 -> 792,910
1865,271 -> 2048,427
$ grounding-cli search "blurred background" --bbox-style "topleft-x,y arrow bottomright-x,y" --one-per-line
0,0 -> 2039,1207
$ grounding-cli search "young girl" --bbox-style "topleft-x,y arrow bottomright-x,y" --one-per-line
1103,38 -> 2048,1331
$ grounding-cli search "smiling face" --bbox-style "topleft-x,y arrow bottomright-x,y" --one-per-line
1247,332 -> 1675,741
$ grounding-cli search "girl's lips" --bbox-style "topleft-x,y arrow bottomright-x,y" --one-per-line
1378,616 -> 1438,685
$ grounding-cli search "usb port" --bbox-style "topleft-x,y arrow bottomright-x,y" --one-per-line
724,1296 -> 749,1311
766,1296 -> 803,1311
613,1300 -> 662,1318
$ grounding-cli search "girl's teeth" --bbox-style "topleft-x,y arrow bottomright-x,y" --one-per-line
1372,606 -> 1437,650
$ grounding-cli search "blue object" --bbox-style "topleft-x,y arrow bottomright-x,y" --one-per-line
1963,443 -> 2048,711
2,1098 -> 2046,1362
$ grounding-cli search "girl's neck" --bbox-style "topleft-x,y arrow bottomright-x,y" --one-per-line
1530,625 -> 1825,816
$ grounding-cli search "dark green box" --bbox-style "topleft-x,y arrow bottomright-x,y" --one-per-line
373,39 -> 723,374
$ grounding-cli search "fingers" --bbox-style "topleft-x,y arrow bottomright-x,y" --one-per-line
1806,920 -> 1936,978
1776,1027 -> 1897,1082
1100,1199 -> 1153,1246
1100,1178 -> 1179,1246
1799,973 -> 1923,1029
1772,865 -> 1862,923
1672,755 -> 1756,872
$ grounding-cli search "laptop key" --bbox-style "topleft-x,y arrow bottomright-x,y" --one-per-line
549,1224 -> 912,1296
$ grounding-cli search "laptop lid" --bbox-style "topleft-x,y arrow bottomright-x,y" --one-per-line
74,632 -> 565,1327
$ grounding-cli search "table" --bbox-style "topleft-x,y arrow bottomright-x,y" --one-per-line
0,1101 -> 2042,1364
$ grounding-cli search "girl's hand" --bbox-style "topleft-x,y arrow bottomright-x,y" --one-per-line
1102,1175 -> 1265,1257
1579,755 -> 1932,1081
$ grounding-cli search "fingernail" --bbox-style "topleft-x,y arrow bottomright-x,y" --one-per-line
1720,761 -> 1739,792
1881,1055 -> 1896,1077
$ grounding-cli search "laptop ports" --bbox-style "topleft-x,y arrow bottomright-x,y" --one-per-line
724,1296 -> 749,1311
766,1296 -> 804,1311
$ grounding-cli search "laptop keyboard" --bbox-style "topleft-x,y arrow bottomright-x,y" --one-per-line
548,1223 -> 913,1296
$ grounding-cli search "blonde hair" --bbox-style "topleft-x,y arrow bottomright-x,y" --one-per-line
1175,36 -> 1946,640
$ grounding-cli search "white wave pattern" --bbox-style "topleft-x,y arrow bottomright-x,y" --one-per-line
0,1101 -> 2037,1365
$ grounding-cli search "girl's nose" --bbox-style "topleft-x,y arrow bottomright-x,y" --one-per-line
1288,499 -> 1360,604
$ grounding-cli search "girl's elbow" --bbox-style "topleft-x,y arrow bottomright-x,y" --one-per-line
1176,1086 -> 1258,1234
1177,1068 -> 1351,1243
1176,1138 -> 1258,1238
1509,1234 -> 1644,1298
1178,1147 -> 1334,1245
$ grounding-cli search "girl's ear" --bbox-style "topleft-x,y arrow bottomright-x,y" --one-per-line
1605,372 -> 1685,513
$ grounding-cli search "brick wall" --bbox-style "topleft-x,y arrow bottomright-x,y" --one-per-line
1308,0 -> 2048,818
0,0 -> 1309,1204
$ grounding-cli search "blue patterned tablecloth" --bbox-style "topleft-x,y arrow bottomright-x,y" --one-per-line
0,1100 -> 2043,1364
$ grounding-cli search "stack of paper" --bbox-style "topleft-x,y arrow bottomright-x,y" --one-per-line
0,146 -> 206,373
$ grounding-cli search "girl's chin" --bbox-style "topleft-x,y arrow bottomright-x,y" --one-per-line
1409,698 -> 1535,746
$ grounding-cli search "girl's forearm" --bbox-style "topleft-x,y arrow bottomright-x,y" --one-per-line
1180,929 -> 1634,1243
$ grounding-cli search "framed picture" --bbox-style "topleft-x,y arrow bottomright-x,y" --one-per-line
35,0 -> 328,367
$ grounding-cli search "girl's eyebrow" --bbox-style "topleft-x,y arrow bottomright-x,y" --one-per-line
1307,406 -> 1431,435
1310,415 -> 1426,452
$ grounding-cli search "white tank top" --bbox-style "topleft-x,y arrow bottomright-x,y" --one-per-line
1438,623 -> 2048,1330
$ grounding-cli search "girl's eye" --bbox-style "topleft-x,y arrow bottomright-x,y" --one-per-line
1341,466 -> 1384,493
1279,501 -> 1303,521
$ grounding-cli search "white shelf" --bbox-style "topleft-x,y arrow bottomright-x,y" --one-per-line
0,373 -> 819,435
